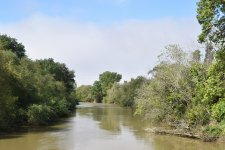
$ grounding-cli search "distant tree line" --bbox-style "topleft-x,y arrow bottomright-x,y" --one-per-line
76,71 -> 122,103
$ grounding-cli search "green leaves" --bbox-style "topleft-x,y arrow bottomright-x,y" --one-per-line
0,35 -> 77,130
211,100 -> 225,122
92,81 -> 103,103
135,45 -> 193,123
0,34 -> 26,58
104,76 -> 146,107
197,0 -> 225,45
83,71 -> 122,103
76,85 -> 93,102
99,71 -> 122,96
37,58 -> 75,93
28,104 -> 53,126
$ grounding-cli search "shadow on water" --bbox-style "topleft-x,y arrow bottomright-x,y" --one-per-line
0,134 -> 23,140
0,111 -> 76,140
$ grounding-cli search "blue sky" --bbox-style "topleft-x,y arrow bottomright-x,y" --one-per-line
0,0 -> 201,85
1,0 -> 198,23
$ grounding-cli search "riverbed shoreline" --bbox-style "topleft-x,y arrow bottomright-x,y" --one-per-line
145,127 -> 225,142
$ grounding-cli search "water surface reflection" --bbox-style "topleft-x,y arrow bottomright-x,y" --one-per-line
0,103 -> 224,150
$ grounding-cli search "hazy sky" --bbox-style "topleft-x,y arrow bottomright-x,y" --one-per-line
0,0 -> 201,85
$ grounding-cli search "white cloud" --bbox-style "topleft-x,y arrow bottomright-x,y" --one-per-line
0,14 -> 201,85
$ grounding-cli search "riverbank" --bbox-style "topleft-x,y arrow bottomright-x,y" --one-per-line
146,127 -> 200,139
145,127 -> 225,142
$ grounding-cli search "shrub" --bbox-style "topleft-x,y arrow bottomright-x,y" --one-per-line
211,100 -> 225,122
204,125 -> 222,137
51,98 -> 70,117
27,104 -> 53,125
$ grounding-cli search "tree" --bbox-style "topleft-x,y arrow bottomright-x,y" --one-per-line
37,58 -> 76,93
103,83 -> 122,104
135,45 -> 192,123
0,51 -> 19,130
92,81 -> 103,103
27,104 -> 53,125
202,48 -> 225,106
99,71 -> 122,96
0,34 -> 26,58
204,42 -> 215,67
0,34 -> 77,130
186,57 -> 209,125
76,85 -> 93,102
197,0 -> 225,45
196,1 -> 225,132
104,76 -> 146,107
121,76 -> 146,107
192,50 -> 201,63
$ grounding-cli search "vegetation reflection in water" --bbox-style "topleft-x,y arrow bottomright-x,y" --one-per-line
1,103 -> 225,150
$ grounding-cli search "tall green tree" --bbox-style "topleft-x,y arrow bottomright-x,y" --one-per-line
197,0 -> 225,45
99,71 -> 122,96
135,45 -> 192,123
197,0 -> 225,127
92,81 -> 103,103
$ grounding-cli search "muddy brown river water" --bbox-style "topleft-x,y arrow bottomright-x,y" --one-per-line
0,103 -> 225,150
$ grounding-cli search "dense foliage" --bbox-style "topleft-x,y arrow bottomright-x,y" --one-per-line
135,45 -> 194,123
0,34 -> 26,58
92,80 -> 104,103
76,85 -> 93,102
103,76 -> 146,107
133,43 -> 225,137
99,71 -> 122,97
0,35 -> 77,130
75,71 -> 122,103
132,0 -> 225,136
197,0 -> 225,46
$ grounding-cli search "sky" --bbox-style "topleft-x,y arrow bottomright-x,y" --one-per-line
0,0 -> 201,86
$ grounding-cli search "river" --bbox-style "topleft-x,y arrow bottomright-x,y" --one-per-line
0,103 -> 225,150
